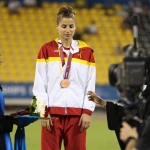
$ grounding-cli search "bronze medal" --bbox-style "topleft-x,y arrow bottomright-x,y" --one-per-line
60,79 -> 70,88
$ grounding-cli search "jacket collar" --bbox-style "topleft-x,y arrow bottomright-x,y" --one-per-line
57,39 -> 79,54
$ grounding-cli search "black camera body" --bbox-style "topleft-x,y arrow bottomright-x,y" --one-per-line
109,53 -> 146,93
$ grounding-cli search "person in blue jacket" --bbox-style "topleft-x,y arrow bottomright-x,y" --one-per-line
0,84 -> 17,150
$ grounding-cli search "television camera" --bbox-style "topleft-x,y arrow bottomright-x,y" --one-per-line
108,14 -> 148,126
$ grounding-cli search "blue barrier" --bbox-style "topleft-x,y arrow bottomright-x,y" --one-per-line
1,83 -> 120,101
95,84 -> 120,100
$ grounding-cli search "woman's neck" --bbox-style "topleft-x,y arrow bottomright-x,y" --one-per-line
60,38 -> 72,48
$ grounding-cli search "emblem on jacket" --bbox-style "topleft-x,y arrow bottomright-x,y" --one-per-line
54,50 -> 59,52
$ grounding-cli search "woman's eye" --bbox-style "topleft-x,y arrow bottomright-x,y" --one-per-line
62,26 -> 66,28
70,25 -> 74,28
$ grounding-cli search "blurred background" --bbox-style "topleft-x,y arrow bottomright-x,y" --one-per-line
0,0 -> 150,106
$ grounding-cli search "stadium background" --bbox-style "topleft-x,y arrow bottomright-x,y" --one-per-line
1,0 -> 149,150
1,0 -> 139,105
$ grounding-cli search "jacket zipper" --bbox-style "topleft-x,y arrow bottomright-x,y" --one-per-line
65,88 -> 68,114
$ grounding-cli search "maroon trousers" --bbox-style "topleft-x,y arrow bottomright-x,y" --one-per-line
41,115 -> 86,150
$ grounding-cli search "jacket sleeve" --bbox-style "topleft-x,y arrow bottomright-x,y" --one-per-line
136,120 -> 150,150
106,102 -> 126,150
82,49 -> 96,115
32,45 -> 49,105
106,101 -> 124,130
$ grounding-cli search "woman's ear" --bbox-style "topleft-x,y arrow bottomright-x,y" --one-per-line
56,24 -> 58,29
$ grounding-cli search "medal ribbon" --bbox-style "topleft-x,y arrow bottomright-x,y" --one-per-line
59,45 -> 65,67
59,45 -> 73,79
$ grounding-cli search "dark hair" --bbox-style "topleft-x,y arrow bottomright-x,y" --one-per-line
56,6 -> 76,24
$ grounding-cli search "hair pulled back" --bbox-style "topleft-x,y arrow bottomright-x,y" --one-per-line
56,6 -> 76,24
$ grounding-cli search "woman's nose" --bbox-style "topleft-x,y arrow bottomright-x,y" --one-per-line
66,27 -> 70,32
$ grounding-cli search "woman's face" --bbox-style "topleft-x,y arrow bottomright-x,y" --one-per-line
56,17 -> 76,41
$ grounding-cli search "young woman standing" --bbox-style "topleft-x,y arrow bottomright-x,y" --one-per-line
33,6 -> 96,150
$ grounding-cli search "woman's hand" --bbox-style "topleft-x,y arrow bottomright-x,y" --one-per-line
78,114 -> 91,132
41,114 -> 53,131
87,91 -> 106,108
87,91 -> 101,104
